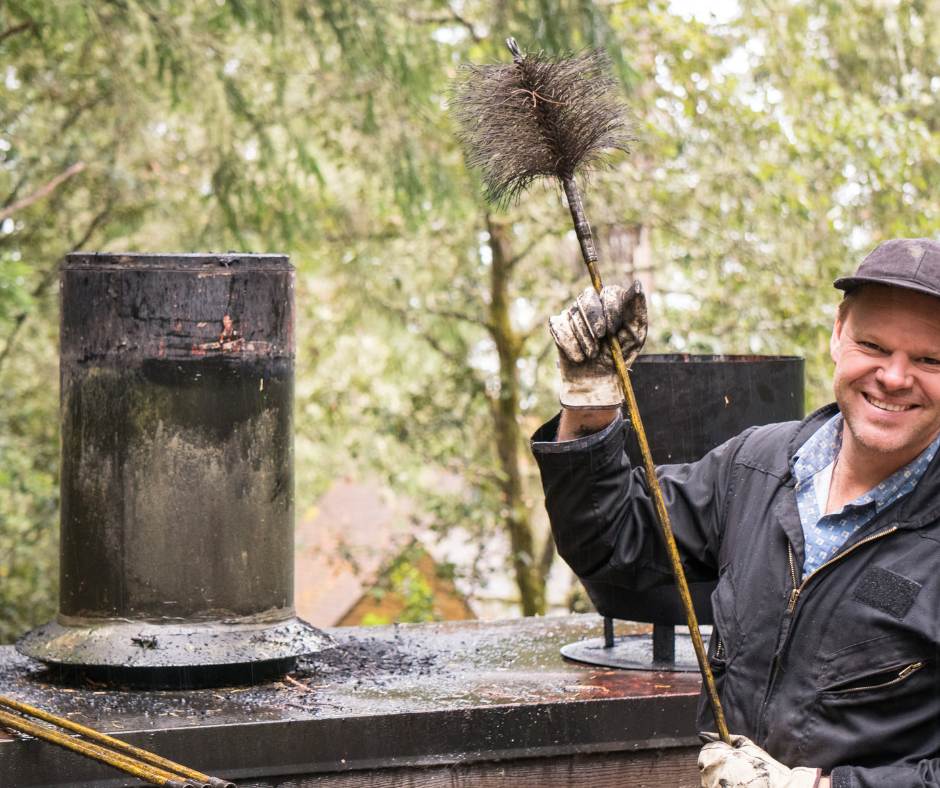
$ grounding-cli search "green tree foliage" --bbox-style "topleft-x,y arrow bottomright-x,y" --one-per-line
2,0 -> 939,639
635,0 -> 940,395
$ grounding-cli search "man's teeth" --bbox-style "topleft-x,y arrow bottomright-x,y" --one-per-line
864,394 -> 914,412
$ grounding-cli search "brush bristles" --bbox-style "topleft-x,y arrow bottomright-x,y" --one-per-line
452,48 -> 632,206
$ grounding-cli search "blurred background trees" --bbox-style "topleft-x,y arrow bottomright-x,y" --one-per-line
2,0 -> 939,640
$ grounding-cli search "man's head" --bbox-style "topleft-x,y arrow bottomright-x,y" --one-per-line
830,239 -> 940,470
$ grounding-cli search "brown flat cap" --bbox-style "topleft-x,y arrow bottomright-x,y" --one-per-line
834,238 -> 940,299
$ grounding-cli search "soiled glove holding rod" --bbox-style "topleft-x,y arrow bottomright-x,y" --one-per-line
550,283 -> 648,408
699,734 -> 822,788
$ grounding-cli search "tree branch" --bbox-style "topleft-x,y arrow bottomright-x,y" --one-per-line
60,96 -> 105,135
424,304 -> 488,328
405,7 -> 482,42
0,21 -> 34,45
370,293 -> 473,367
420,327 -> 468,369
1,171 -> 31,211
2,97 -> 100,208
506,228 -> 551,269
372,284 -> 492,334
0,162 -> 87,223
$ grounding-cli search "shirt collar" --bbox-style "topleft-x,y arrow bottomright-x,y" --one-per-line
865,429 -> 940,512
791,413 -> 842,484
792,414 -> 940,512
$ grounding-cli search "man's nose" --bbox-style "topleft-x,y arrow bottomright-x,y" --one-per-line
876,352 -> 914,390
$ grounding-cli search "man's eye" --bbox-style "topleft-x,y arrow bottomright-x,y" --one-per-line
918,356 -> 940,367
858,341 -> 885,352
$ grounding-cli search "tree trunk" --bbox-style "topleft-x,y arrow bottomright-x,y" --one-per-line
485,214 -> 545,616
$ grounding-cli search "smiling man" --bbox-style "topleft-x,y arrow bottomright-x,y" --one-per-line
828,284 -> 940,507
531,239 -> 940,788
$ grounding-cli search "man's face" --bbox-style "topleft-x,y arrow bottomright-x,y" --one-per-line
831,285 -> 940,470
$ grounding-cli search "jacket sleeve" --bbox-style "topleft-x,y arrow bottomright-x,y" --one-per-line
531,411 -> 750,591
831,760 -> 940,787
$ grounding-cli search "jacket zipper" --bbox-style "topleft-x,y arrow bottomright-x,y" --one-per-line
758,524 -> 899,738
897,661 -> 924,681
825,660 -> 925,695
786,525 -> 899,613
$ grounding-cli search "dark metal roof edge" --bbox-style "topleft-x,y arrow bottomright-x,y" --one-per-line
0,698 -> 699,787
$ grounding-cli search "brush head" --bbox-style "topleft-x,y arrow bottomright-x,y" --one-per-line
452,38 -> 632,207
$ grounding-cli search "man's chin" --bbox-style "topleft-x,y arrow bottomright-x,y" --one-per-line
855,437 -> 908,456
845,420 -> 914,457
852,422 -> 936,460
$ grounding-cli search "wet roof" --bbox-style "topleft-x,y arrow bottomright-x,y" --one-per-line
0,615 -> 701,786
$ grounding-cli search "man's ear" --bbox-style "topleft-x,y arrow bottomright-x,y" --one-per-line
830,316 -> 843,364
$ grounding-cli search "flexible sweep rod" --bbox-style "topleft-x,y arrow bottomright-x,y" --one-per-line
0,707 -> 198,787
0,694 -> 234,788
452,37 -> 730,743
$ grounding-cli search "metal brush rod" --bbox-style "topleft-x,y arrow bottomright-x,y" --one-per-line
562,175 -> 731,744
0,694 -> 233,788
0,707 -> 200,787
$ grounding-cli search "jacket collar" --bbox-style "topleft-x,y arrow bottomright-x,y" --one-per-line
785,402 -> 841,461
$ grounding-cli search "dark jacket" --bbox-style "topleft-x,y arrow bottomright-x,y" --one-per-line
532,404 -> 940,788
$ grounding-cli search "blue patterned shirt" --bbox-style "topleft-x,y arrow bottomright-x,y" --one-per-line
791,414 -> 940,577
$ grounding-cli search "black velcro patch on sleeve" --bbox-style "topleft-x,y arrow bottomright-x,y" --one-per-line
852,567 -> 921,620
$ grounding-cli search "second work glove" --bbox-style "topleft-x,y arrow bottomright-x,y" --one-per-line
549,282 -> 648,409
698,734 -> 821,788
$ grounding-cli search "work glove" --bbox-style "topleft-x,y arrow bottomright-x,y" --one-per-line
549,282 -> 647,408
698,734 -> 822,788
